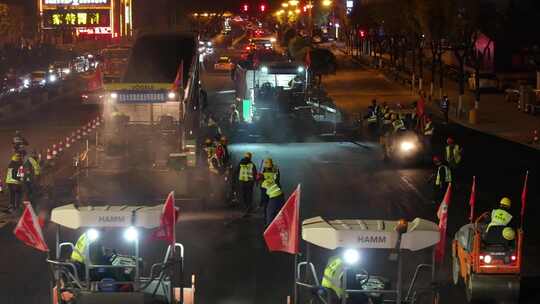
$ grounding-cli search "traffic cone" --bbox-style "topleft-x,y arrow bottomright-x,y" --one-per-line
77,129 -> 82,140
52,144 -> 58,157
58,142 -> 64,153
38,152 -> 42,162
65,137 -> 71,148
82,128 -> 87,136
46,149 -> 53,160
533,130 -> 539,144
96,118 -> 101,126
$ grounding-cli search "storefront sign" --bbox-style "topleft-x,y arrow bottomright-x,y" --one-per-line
43,9 -> 110,27
43,0 -> 109,5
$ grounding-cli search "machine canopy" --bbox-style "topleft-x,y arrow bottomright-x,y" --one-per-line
302,217 -> 440,251
51,204 -> 163,229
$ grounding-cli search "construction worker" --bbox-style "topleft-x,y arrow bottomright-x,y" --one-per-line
258,158 -> 280,214
486,197 -> 513,233
229,104 -> 240,126
262,179 -> 285,226
235,152 -> 257,214
444,137 -> 462,170
5,153 -> 23,212
12,130 -> 28,153
431,155 -> 452,203
204,138 -> 219,174
391,113 -> 406,133
321,255 -> 345,303
441,95 -> 449,123
21,150 -> 38,202
422,115 -> 434,155
364,99 -> 380,139
215,136 -> 230,170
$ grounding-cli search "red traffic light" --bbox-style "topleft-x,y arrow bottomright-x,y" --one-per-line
243,4 -> 249,12
358,30 -> 366,38
260,4 -> 266,12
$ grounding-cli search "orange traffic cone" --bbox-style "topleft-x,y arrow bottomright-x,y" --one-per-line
76,129 -> 82,140
96,118 -> 101,126
46,149 -> 53,160
65,137 -> 71,148
58,142 -> 63,153
52,145 -> 58,157
82,128 -> 87,136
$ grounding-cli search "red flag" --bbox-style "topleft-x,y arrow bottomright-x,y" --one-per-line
435,183 -> 452,264
171,61 -> 184,91
468,176 -> 476,222
13,201 -> 49,252
263,184 -> 301,254
152,191 -> 177,245
86,66 -> 104,91
416,95 -> 425,118
521,171 -> 529,221
305,49 -> 311,68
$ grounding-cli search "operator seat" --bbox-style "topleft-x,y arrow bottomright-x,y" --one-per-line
483,226 -> 514,252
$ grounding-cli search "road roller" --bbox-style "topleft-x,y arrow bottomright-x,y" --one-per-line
452,212 -> 521,303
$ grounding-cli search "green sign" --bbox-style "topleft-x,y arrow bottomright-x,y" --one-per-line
242,99 -> 252,123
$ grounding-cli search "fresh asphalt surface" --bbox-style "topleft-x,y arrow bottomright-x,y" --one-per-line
1,39 -> 540,304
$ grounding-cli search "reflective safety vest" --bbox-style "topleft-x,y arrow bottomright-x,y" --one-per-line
435,165 -> 452,186
392,119 -> 406,132
71,233 -> 88,263
424,121 -> 434,136
5,168 -> 21,185
262,167 -> 279,182
28,157 -> 41,176
266,183 -> 283,199
487,209 -> 513,232
205,146 -> 216,159
239,163 -> 254,182
321,256 -> 345,298
367,113 -> 378,123
445,144 -> 462,166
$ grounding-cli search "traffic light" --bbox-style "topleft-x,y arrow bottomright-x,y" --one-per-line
358,30 -> 366,39
242,4 -> 249,12
260,4 -> 266,12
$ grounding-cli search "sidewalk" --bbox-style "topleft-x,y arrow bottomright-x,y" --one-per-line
331,44 -> 540,150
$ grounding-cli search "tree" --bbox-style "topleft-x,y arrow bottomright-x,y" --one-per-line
288,35 -> 311,61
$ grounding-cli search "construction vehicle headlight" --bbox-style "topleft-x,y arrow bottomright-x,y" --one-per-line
261,66 -> 269,73
87,229 -> 99,242
110,92 -> 118,99
343,248 -> 360,265
168,92 -> 176,99
124,227 -> 138,242
400,141 -> 415,152
297,66 -> 305,73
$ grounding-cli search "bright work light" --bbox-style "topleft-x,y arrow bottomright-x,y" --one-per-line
124,227 -> 138,242
87,229 -> 99,242
343,248 -> 360,265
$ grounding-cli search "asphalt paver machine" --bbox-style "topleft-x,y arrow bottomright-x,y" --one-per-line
46,204 -> 194,304
295,217 -> 440,304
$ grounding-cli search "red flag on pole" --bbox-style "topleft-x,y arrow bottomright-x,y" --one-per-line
521,171 -> 529,224
304,49 -> 312,69
152,191 -> 177,246
13,201 -> 49,252
435,183 -> 452,264
263,184 -> 301,254
171,60 -> 184,91
468,176 -> 476,222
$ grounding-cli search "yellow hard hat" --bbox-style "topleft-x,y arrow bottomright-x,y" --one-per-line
205,138 -> 212,145
244,152 -> 252,159
220,136 -> 227,143
11,154 -> 21,161
500,197 -> 512,208
263,158 -> 273,168
502,227 -> 516,241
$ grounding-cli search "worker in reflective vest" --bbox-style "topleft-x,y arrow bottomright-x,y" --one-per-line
364,99 -> 380,139
235,152 -> 257,214
432,156 -> 452,203
444,137 -> 462,169
486,197 -> 513,232
322,255 -> 345,302
258,158 -> 280,213
262,179 -> 284,226
5,153 -> 23,212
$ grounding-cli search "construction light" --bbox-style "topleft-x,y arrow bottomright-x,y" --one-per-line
343,248 -> 360,265
48,74 -> 57,83
297,66 -> 304,73
484,255 -> 492,264
124,227 -> 138,242
289,0 -> 299,5
87,229 -> 99,242
322,0 -> 332,7
261,66 -> 269,73
400,141 -> 415,152
110,92 -> 118,99
282,3 -> 289,8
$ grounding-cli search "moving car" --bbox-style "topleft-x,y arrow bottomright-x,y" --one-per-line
214,56 -> 234,71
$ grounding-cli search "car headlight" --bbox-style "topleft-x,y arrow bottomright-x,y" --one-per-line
168,91 -> 176,99
62,68 -> 71,74
110,92 -> 118,99
23,79 -> 30,86
40,79 -> 46,85
400,141 -> 415,152
49,75 -> 57,82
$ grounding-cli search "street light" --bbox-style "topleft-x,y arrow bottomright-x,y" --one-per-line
282,2 -> 289,8
322,0 -> 332,7
289,0 -> 299,6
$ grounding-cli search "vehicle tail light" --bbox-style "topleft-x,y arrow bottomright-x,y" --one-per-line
511,255 -> 516,261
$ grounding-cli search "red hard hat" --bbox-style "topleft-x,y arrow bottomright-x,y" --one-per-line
432,155 -> 441,163
447,137 -> 454,145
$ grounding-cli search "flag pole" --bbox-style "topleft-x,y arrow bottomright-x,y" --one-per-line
520,170 -> 529,230
293,184 -> 301,304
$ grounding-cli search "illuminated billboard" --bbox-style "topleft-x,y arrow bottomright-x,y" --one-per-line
43,9 -> 110,28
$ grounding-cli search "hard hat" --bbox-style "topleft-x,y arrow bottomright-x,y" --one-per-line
205,138 -> 212,145
220,136 -> 227,143
390,113 -> 397,120
500,197 -> 512,208
244,152 -> 252,159
502,227 -> 516,241
447,137 -> 454,145
263,158 -> 273,168
432,155 -> 441,163
11,154 -> 21,161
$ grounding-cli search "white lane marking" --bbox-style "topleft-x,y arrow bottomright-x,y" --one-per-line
400,175 -> 430,204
